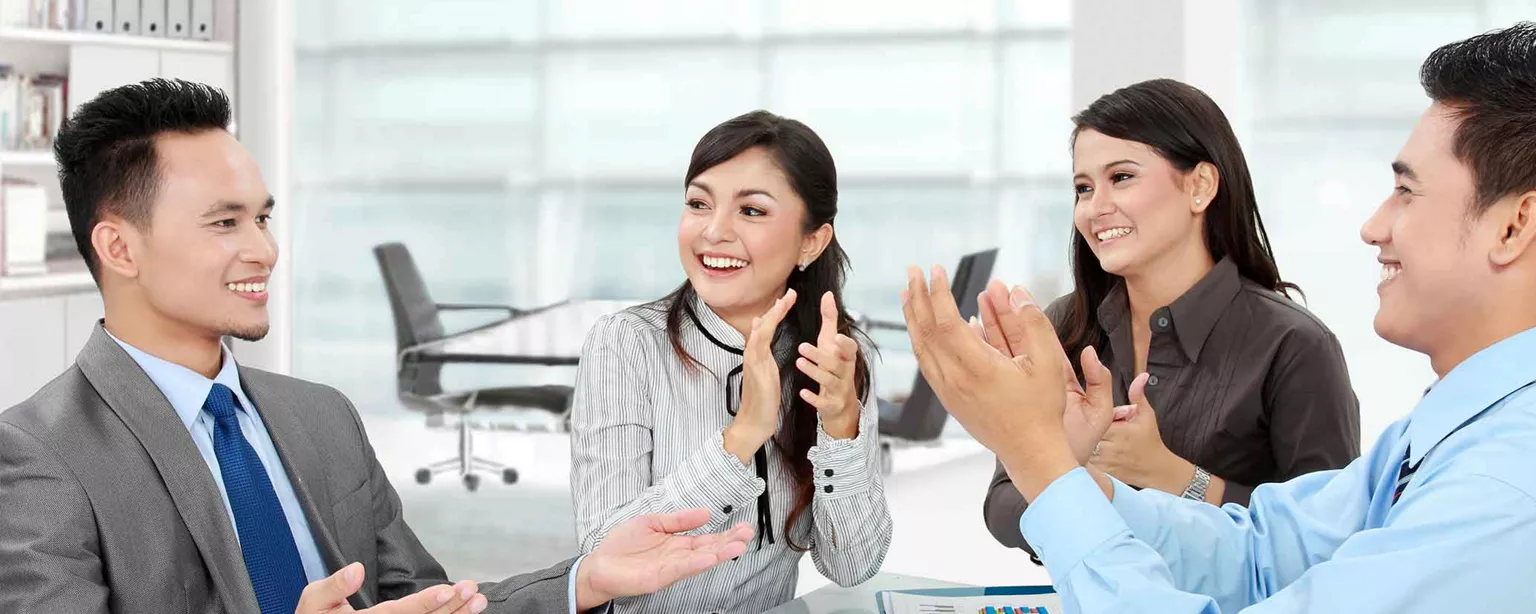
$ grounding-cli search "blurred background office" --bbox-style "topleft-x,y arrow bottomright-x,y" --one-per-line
2,0 -> 1534,598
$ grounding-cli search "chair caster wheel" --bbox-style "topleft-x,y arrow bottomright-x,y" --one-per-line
415,469 -> 431,484
463,474 -> 480,491
502,468 -> 519,484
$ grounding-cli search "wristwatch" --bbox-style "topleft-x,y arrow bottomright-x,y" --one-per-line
1181,465 -> 1212,501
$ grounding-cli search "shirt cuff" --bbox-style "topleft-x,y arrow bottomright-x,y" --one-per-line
1020,467 -> 1133,581
1109,473 -> 1167,541
568,553 -> 586,614
808,409 -> 874,500
668,429 -> 766,523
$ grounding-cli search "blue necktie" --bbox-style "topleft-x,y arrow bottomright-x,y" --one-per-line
204,383 -> 307,614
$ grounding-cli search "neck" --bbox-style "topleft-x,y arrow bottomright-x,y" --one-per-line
1428,304 -> 1536,378
102,293 -> 224,379
705,288 -> 788,340
1122,242 -> 1216,327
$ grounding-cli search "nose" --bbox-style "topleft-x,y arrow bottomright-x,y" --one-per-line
1360,197 -> 1391,247
702,208 -> 736,243
243,225 -> 279,269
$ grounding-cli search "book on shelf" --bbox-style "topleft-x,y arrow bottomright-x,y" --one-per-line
0,68 -> 66,152
0,0 -> 75,29
0,178 -> 47,276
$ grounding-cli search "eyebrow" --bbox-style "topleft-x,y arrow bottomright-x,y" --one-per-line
686,180 -> 776,201
201,195 -> 276,217
1392,161 -> 1419,183
1073,159 -> 1141,181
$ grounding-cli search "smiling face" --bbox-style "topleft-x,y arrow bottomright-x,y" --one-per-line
1071,129 -> 1211,279
105,129 -> 277,342
677,146 -> 827,322
1360,103 -> 1500,361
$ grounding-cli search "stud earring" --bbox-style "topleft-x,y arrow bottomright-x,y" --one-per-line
797,260 -> 808,272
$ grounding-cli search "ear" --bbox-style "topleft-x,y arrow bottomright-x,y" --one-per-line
91,217 -> 142,280
799,223 -> 834,268
1189,161 -> 1220,214
1489,190 -> 1536,267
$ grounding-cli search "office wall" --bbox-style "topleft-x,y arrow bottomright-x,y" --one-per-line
291,0 -> 1074,581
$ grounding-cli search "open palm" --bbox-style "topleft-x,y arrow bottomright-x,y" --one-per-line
581,509 -> 753,605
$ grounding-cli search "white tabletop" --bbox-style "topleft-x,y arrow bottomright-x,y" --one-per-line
764,572 -> 972,614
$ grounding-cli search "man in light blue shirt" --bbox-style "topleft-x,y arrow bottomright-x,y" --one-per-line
899,22 -> 1536,613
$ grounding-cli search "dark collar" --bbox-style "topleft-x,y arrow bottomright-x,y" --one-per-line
1095,257 -> 1243,363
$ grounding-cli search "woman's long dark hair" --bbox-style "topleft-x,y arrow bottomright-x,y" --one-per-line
660,110 -> 870,551
1061,79 -> 1298,367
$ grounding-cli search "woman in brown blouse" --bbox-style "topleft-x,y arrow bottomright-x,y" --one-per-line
982,79 -> 1361,558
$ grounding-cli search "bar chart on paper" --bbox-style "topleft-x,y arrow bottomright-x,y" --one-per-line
876,587 -> 1063,614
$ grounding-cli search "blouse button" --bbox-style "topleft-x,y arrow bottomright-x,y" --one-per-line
1156,316 -> 1169,329
722,505 -> 733,514
824,485 -> 834,493
1148,375 -> 1161,386
824,469 -> 834,477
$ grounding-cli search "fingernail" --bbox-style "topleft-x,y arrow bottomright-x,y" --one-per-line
1010,286 -> 1033,310
471,597 -> 489,614
436,586 -> 453,605
344,563 -> 360,584
459,584 -> 475,600
969,315 -> 981,327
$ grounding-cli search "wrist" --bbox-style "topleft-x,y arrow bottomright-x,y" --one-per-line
1162,454 -> 1198,497
1000,440 -> 1079,503
723,423 -> 769,465
574,556 -> 610,611
821,407 -> 860,439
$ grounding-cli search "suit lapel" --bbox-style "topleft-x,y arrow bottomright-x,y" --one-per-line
75,325 -> 260,613
240,368 -> 351,574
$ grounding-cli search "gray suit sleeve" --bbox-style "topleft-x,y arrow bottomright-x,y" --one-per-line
0,421 -> 111,613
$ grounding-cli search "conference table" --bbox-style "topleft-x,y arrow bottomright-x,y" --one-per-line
407,299 -> 641,366
764,572 -> 971,614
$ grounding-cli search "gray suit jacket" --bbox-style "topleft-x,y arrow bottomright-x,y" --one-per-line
0,325 -> 574,613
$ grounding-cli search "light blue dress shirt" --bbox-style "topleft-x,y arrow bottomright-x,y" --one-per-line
1022,326 -> 1536,613
107,332 -> 327,583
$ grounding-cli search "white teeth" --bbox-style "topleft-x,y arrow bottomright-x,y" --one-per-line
702,256 -> 748,269
227,282 -> 267,293
1095,227 -> 1132,241
1380,264 -> 1401,283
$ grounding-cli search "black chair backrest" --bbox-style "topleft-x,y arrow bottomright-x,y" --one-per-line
885,248 -> 999,440
374,242 -> 447,396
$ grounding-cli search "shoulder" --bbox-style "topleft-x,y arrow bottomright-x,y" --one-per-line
1233,280 -> 1343,354
1,366 -> 96,443
1043,293 -> 1075,330
585,302 -> 671,348
1427,394 -> 1536,505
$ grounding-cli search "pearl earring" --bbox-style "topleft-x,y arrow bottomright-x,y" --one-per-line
798,261 -> 808,271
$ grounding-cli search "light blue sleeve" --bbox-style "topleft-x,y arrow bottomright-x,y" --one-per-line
1022,466 -> 1536,613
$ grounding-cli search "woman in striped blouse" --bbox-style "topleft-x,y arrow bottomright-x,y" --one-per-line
569,110 -> 893,613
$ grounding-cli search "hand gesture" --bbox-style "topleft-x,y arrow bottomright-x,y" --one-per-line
724,289 -> 796,463
296,563 -> 485,614
795,291 -> 863,438
576,509 -> 755,610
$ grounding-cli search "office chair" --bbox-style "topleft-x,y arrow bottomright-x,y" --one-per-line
374,242 -> 574,491
867,248 -> 999,474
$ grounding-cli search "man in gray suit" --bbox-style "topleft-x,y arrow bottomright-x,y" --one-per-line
0,79 -> 753,614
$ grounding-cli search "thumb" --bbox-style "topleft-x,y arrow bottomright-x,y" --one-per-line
1080,346 -> 1114,413
297,562 -> 364,613
1127,372 -> 1152,413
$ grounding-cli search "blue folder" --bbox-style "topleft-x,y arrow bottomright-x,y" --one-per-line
874,585 -> 1058,614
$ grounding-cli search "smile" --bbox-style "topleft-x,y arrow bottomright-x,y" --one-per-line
1095,227 -> 1133,242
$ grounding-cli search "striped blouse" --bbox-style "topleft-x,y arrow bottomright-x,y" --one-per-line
569,292 -> 893,614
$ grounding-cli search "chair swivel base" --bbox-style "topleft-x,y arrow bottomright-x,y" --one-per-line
412,417 -> 519,491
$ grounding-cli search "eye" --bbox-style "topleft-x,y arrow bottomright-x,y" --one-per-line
1394,185 -> 1414,201
686,199 -> 709,210
1110,172 -> 1134,183
741,205 -> 766,217
212,219 -> 236,228
256,214 -> 273,225
1074,183 -> 1093,197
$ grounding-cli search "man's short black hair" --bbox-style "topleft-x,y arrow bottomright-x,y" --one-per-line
1420,21 -> 1536,215
54,78 -> 231,279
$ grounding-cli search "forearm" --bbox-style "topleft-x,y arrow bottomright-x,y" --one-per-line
806,408 -> 891,586
982,457 -> 1034,550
